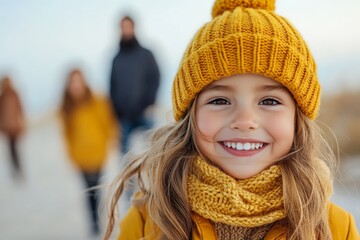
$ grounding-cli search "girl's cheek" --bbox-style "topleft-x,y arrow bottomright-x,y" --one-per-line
196,111 -> 219,137
268,113 -> 295,141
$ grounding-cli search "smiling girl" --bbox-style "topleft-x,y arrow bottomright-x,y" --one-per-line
103,0 -> 359,239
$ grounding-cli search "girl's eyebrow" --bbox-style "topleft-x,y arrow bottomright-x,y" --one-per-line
201,83 -> 290,94
258,84 -> 289,93
202,84 -> 233,93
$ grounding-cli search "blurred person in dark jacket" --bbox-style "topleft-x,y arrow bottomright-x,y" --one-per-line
60,69 -> 117,236
0,76 -> 25,179
110,15 -> 160,155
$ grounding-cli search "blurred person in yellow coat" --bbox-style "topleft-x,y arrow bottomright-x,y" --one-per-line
60,68 -> 117,236
0,76 -> 25,179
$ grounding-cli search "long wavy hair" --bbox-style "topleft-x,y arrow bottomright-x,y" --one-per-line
60,69 -> 93,118
103,100 -> 337,240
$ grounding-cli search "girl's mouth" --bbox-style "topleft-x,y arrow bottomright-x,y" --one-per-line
222,141 -> 266,151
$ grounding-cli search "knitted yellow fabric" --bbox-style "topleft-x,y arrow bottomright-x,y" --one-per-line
172,0 -> 320,121
187,157 -> 285,227
212,0 -> 275,17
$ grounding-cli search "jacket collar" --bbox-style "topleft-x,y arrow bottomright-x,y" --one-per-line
119,37 -> 139,52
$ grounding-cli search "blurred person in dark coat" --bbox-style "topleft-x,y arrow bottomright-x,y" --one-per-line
0,76 -> 25,179
110,15 -> 160,155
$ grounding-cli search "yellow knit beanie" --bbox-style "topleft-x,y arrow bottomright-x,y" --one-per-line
172,0 -> 320,121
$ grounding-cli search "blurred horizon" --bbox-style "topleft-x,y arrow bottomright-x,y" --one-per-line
1,0 -> 360,121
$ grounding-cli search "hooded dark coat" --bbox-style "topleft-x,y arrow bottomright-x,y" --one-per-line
110,38 -> 160,121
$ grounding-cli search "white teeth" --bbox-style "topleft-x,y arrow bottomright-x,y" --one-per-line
243,143 -> 251,150
223,142 -> 265,151
236,143 -> 243,150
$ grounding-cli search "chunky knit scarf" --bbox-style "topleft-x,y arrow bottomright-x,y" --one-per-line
187,157 -> 286,227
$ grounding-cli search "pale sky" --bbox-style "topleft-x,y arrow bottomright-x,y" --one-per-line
1,0 -> 360,119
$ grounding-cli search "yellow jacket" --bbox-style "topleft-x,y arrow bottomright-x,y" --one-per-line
118,202 -> 359,240
61,96 -> 116,172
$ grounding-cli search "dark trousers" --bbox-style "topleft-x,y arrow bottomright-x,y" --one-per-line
120,116 -> 153,154
119,116 -> 152,209
8,137 -> 21,177
81,171 -> 101,235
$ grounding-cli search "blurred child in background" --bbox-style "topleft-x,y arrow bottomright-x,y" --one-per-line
0,76 -> 25,180
60,68 -> 117,235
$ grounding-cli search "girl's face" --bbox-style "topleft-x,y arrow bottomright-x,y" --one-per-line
195,74 -> 296,179
68,72 -> 86,101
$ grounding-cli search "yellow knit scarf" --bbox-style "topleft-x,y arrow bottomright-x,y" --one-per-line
187,157 -> 285,227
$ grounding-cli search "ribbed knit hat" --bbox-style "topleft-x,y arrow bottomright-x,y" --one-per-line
172,0 -> 320,121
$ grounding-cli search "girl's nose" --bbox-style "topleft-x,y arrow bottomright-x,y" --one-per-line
229,106 -> 258,131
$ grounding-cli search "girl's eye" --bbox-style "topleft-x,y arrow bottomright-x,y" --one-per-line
259,98 -> 281,105
208,98 -> 230,105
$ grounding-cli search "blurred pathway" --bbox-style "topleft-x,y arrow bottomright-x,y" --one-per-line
0,117 -> 121,240
0,116 -> 359,240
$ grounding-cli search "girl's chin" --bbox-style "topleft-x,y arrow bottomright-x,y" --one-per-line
222,165 -> 270,179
